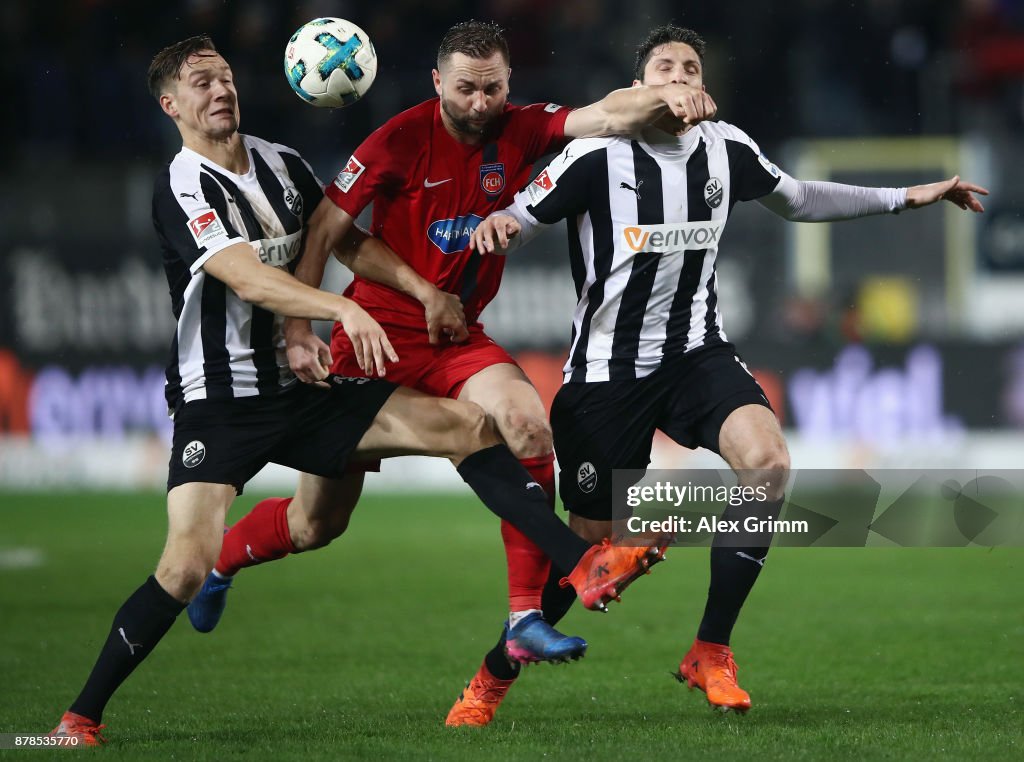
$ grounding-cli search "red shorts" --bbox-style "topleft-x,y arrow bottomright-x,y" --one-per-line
332,323 -> 518,471
331,322 -> 518,399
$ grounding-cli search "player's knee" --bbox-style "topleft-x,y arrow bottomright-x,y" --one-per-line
737,444 -> 790,500
158,556 -> 214,602
501,408 -> 553,458
452,401 -> 499,456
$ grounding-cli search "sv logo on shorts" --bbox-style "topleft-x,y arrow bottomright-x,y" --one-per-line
183,440 -> 206,468
577,461 -> 597,493
330,374 -> 370,386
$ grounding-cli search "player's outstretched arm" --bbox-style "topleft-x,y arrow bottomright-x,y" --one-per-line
905,175 -> 988,212
565,83 -> 717,138
761,172 -> 989,223
336,229 -> 468,345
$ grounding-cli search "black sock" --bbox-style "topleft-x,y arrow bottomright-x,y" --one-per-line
458,445 -> 590,575
69,575 -> 185,723
484,563 -> 580,681
696,498 -> 783,646
540,561 -> 579,626
484,633 -> 520,681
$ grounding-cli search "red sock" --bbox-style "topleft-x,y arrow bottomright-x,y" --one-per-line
501,453 -> 555,612
215,497 -> 296,577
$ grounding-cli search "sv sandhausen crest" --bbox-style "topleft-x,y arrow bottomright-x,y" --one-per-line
183,440 -> 206,468
283,185 -> 303,216
704,177 -> 723,209
577,461 -> 597,493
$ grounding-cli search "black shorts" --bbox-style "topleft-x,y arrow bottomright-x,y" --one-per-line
551,343 -> 771,520
167,376 -> 397,495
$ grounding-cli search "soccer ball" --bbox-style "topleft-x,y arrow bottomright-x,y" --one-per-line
284,18 -> 377,108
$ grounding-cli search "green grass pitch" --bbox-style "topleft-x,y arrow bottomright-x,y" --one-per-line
1,491 -> 1021,760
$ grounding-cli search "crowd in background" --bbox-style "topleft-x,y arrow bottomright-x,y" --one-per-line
4,0 -> 1023,173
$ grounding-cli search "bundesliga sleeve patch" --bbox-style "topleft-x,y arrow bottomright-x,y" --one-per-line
758,152 -> 780,178
525,168 -> 556,206
544,103 -> 562,113
187,210 -> 227,248
333,155 -> 366,193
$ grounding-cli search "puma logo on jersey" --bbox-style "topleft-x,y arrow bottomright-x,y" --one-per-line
179,191 -> 200,200
619,180 -> 643,199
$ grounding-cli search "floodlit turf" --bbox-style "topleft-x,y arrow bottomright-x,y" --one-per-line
1,491 -> 1021,760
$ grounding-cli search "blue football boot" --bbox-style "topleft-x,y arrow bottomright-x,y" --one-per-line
187,572 -> 233,633
503,612 -> 587,664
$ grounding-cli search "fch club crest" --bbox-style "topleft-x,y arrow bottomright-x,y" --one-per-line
479,162 -> 505,196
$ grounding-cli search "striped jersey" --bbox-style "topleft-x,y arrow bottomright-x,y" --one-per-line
152,134 -> 323,409
512,121 -> 781,383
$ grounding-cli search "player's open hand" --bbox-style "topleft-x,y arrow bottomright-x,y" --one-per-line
905,175 -> 988,212
337,300 -> 399,377
285,318 -> 333,385
660,83 -> 717,126
472,213 -> 521,254
423,287 -> 468,345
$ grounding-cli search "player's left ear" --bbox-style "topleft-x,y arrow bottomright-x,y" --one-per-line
159,93 -> 179,118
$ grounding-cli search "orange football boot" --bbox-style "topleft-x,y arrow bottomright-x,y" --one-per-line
674,638 -> 752,713
445,662 -> 516,727
560,536 -> 669,611
48,710 -> 107,746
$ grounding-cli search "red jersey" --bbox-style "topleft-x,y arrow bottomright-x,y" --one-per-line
324,98 -> 571,329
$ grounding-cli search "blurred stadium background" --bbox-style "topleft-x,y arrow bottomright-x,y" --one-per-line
3,0 -> 1024,490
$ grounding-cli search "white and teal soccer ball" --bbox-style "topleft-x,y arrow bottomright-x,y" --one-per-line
284,18 -> 377,108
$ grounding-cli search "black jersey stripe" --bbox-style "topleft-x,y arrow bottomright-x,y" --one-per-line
252,150 -> 301,235
200,166 -> 263,240
248,154 -> 293,393
186,173 -> 234,399
662,138 -> 711,357
459,143 -> 501,307
702,268 -> 722,341
164,332 -> 182,412
200,164 -> 281,394
568,149 -> 614,383
278,150 -> 324,227
198,171 -> 242,238
198,272 -> 233,399
152,166 -> 194,321
608,142 -> 666,380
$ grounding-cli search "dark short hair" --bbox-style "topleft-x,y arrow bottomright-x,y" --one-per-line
147,35 -> 218,99
634,25 -> 706,80
437,20 -> 509,68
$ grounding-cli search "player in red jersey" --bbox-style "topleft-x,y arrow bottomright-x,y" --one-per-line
189,21 -> 710,665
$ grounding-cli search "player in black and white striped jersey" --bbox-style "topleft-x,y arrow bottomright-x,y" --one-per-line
154,130 -> 324,408
47,35 -> 668,745
467,24 -> 988,717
